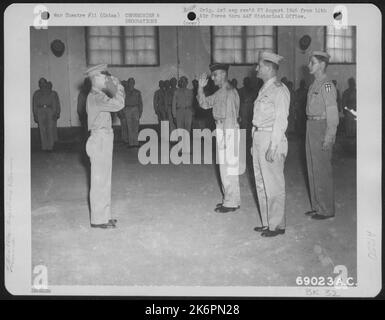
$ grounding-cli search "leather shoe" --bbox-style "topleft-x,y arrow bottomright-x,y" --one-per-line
254,226 -> 269,232
261,229 -> 285,237
214,205 -> 240,213
304,210 -> 317,216
91,221 -> 116,229
109,219 -> 117,226
216,203 -> 223,208
311,214 -> 334,220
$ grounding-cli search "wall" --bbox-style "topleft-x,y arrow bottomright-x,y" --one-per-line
30,26 -> 356,128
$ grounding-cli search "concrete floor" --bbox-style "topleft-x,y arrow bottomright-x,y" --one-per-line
31,135 -> 357,287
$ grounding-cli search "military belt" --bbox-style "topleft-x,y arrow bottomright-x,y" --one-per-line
253,126 -> 273,132
307,115 -> 326,120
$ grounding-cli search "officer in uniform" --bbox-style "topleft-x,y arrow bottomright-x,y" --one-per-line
252,52 -> 290,237
153,80 -> 167,123
304,51 -> 339,220
123,78 -> 143,148
47,81 -> 61,144
32,78 -> 60,151
85,64 -> 125,228
197,63 -> 241,213
172,76 -> 194,151
165,78 -> 178,133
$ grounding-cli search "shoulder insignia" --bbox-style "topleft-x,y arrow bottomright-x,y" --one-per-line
324,83 -> 332,92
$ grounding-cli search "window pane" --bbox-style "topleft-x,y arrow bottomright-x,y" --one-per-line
212,26 -> 276,64
344,37 -> 353,49
234,50 -> 243,64
246,49 -> 260,63
88,26 -> 120,36
89,50 -> 112,65
326,26 -> 355,63
344,50 -> 353,63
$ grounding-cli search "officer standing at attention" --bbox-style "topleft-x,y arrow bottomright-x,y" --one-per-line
165,77 -> 178,133
85,64 -> 125,229
172,76 -> 194,151
304,51 -> 339,220
153,80 -> 167,123
197,63 -> 241,213
47,81 -> 61,144
123,78 -> 143,148
32,78 -> 60,151
252,52 -> 290,237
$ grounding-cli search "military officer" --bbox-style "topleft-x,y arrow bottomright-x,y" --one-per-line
153,80 -> 167,122
252,52 -> 290,237
85,64 -> 125,229
122,78 -> 143,148
32,78 -> 60,151
304,51 -> 339,220
172,76 -> 194,152
165,78 -> 178,133
47,81 -> 61,144
197,63 -> 241,213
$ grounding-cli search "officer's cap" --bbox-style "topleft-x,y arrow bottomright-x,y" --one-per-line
260,51 -> 284,65
209,63 -> 229,73
311,51 -> 331,60
84,64 -> 108,77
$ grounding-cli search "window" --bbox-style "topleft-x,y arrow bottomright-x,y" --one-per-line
211,26 -> 277,65
325,26 -> 356,64
86,26 -> 159,66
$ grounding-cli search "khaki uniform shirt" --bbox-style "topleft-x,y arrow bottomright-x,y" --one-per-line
172,88 -> 194,116
198,82 -> 240,129
252,76 -> 290,148
125,88 -> 143,114
153,89 -> 166,114
86,81 -> 125,131
307,74 -> 339,143
32,89 -> 61,119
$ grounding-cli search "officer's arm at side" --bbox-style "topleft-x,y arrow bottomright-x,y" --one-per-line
32,92 -> 38,121
321,84 -> 339,144
96,83 -> 125,112
138,91 -> 143,116
271,87 -> 290,149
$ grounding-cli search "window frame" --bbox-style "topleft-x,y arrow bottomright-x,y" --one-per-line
324,26 -> 356,65
210,26 -> 278,66
85,26 -> 160,67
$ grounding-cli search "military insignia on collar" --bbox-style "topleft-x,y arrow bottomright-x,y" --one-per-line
325,83 -> 332,92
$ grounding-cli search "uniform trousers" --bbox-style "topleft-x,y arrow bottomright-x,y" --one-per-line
37,107 -> 55,151
122,106 -> 140,146
216,122 -> 241,208
252,131 -> 287,230
86,128 -> 114,225
306,120 -> 335,216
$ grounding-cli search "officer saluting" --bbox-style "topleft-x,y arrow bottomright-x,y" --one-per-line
197,63 -> 241,213
85,64 -> 125,229
252,52 -> 290,237
305,51 -> 339,220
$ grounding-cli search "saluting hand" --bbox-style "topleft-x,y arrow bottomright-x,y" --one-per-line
265,142 -> 277,163
198,73 -> 209,88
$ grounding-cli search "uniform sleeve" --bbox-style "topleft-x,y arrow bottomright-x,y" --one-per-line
32,92 -> 38,119
153,91 -> 159,114
271,87 -> 289,148
224,89 -> 240,129
172,91 -> 177,117
197,88 -> 216,110
54,92 -> 61,118
321,83 -> 339,143
138,91 -> 143,115
95,83 -> 125,112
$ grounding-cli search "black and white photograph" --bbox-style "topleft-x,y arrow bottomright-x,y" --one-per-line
4,3 -> 381,297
